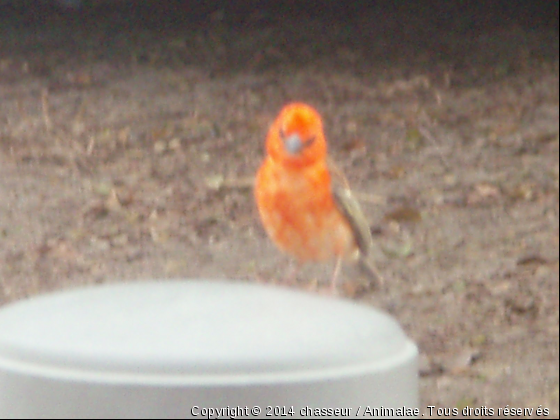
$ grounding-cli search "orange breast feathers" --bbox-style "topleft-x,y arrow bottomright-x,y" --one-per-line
255,103 -> 360,263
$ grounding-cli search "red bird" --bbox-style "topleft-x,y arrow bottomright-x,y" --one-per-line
255,102 -> 382,292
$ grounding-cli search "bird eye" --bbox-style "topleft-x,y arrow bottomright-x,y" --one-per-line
304,136 -> 316,148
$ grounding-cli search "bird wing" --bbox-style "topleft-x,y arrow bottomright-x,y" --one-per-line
332,186 -> 374,257
329,160 -> 385,292
328,158 -> 374,257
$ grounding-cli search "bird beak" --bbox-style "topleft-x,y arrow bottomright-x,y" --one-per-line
284,133 -> 304,155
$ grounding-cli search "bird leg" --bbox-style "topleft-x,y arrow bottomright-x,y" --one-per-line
284,260 -> 302,286
330,256 -> 343,293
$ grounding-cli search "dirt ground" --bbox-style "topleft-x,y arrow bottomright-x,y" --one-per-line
0,3 -> 558,418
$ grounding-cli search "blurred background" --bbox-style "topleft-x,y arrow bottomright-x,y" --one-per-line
0,1 -> 558,418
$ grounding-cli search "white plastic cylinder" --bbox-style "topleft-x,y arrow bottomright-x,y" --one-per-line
0,280 -> 418,418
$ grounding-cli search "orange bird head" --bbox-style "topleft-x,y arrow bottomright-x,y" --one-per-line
265,102 -> 327,169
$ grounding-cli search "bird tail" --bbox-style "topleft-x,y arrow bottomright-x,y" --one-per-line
357,255 -> 385,291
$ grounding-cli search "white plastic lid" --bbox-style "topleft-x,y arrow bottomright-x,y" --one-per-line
0,280 -> 418,418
